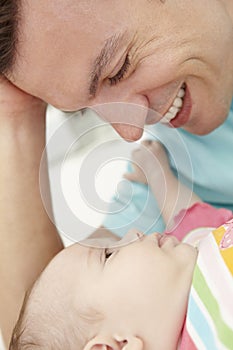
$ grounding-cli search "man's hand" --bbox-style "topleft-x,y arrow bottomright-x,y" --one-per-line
124,140 -> 171,185
125,140 -> 201,231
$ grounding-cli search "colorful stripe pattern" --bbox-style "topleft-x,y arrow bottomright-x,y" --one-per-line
180,219 -> 233,349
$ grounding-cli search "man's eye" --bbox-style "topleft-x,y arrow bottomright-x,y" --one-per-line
108,54 -> 131,86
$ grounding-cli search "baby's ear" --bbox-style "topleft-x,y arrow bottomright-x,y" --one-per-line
83,334 -> 144,350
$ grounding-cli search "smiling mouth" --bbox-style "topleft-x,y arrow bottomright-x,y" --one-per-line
160,84 -> 186,124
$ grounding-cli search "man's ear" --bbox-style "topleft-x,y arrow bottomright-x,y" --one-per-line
83,334 -> 144,350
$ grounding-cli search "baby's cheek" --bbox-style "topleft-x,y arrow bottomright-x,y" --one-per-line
175,244 -> 198,266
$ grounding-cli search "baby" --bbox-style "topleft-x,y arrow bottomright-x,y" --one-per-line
9,142 -> 233,350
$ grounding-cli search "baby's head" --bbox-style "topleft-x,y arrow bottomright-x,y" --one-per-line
10,230 -> 197,350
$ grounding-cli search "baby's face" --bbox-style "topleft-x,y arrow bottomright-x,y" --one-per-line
30,231 -> 197,349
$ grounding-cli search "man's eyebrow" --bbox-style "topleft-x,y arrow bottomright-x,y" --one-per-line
89,32 -> 127,98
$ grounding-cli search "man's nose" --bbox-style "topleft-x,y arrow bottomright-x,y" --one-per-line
91,98 -> 149,141
110,122 -> 144,141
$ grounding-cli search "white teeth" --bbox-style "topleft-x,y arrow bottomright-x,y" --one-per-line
177,88 -> 185,98
169,106 -> 179,114
160,85 -> 186,124
173,97 -> 183,108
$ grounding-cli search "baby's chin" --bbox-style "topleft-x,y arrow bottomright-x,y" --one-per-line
173,242 -> 198,277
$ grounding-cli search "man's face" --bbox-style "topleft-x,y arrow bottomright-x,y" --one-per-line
10,0 -> 233,139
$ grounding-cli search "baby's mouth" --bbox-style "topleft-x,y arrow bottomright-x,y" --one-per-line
160,83 -> 186,124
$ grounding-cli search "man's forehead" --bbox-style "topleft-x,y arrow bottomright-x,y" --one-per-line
21,0 -> 93,16
20,0 -> 117,34
13,0 -> 129,109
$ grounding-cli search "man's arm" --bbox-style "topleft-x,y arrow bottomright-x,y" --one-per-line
0,78 -> 63,347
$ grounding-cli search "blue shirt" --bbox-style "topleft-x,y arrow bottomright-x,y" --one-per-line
103,101 -> 233,237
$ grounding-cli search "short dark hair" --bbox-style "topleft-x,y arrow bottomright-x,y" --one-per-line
0,0 -> 20,75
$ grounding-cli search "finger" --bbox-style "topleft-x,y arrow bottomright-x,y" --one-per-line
141,139 -> 153,146
132,148 -> 141,155
123,172 -> 138,182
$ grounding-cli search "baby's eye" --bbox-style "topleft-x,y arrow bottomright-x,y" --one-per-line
104,248 -> 115,261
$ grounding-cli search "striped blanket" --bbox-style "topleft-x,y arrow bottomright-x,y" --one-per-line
180,220 -> 233,349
